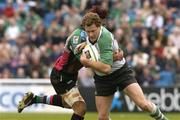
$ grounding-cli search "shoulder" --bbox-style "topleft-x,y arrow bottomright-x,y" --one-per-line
70,28 -> 87,43
70,28 -> 87,39
66,28 -> 83,42
66,28 -> 86,51
71,28 -> 83,36
102,27 -> 112,35
102,27 -> 114,40
98,27 -> 114,45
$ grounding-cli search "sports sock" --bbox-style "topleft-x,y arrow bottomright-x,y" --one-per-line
32,95 -> 63,107
150,103 -> 168,120
71,113 -> 84,120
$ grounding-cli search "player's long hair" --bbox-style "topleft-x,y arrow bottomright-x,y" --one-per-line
88,5 -> 108,25
88,5 -> 108,20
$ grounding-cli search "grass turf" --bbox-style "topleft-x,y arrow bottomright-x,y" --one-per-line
0,112 -> 179,120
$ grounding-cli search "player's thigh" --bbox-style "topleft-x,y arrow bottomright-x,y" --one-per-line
95,95 -> 114,115
123,83 -> 147,105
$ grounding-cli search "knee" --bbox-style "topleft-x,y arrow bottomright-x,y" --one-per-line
78,102 -> 87,115
73,101 -> 87,116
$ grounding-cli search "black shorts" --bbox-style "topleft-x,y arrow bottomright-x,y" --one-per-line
94,63 -> 137,96
50,68 -> 78,94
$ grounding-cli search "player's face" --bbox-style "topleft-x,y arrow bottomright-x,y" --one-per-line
84,24 -> 101,43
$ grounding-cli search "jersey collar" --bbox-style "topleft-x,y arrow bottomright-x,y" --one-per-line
97,26 -> 103,42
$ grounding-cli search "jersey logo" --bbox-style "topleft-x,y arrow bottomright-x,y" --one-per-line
80,31 -> 87,42
73,36 -> 79,44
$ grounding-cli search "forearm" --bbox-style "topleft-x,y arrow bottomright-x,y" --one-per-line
81,60 -> 111,74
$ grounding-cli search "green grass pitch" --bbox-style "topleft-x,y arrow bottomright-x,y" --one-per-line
0,112 -> 179,120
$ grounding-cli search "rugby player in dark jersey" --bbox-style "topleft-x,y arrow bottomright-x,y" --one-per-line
18,27 -> 87,120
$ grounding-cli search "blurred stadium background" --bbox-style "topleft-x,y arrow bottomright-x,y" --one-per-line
0,0 -> 180,120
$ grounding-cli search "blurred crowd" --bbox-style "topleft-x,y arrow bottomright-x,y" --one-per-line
0,0 -> 180,87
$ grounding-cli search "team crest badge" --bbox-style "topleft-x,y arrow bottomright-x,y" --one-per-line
73,36 -> 79,44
